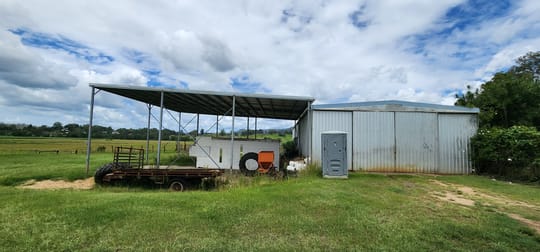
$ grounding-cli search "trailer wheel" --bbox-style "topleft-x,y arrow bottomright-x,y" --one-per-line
239,152 -> 259,176
94,163 -> 113,185
169,180 -> 186,192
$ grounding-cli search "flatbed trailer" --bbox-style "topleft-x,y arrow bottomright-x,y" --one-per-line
102,168 -> 223,191
94,147 -> 223,191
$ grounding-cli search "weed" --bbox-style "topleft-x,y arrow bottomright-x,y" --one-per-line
300,163 -> 322,177
163,151 -> 196,166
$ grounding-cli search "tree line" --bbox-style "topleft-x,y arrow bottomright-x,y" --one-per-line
0,122 -> 292,140
455,51 -> 540,182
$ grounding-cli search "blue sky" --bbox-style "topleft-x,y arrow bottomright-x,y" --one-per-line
0,0 -> 539,130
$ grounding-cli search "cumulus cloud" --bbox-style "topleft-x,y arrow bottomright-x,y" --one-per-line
157,30 -> 236,74
200,36 -> 236,72
0,30 -> 77,89
0,0 -> 539,129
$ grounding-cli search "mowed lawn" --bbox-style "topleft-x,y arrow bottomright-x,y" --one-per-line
0,137 -> 539,251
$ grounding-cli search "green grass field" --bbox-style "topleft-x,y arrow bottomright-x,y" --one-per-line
0,137 -> 539,251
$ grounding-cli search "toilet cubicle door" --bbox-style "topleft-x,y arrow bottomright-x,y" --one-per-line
323,133 -> 347,176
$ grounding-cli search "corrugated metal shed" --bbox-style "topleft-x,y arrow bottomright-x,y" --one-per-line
296,100 -> 479,174
395,112 -> 438,173
438,114 -> 478,174
311,111 -> 353,169
352,112 -> 395,172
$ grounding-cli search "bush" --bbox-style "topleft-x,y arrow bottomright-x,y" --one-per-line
472,126 -> 540,182
281,140 -> 298,159
280,140 -> 299,169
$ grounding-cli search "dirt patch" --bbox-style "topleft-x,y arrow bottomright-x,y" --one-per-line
430,180 -> 540,234
19,178 -> 94,190
433,191 -> 475,206
431,180 -> 449,187
431,180 -> 540,210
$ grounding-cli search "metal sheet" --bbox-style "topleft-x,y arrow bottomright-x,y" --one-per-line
90,83 -> 314,120
352,112 -> 395,172
296,114 -> 310,157
395,112 -> 438,173
313,100 -> 479,114
311,111 -> 353,169
438,114 -> 478,174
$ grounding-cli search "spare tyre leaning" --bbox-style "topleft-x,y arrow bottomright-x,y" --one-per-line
239,152 -> 259,176
94,163 -> 114,185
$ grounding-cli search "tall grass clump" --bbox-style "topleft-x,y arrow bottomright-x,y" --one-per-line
162,151 -> 195,166
208,171 -> 287,191
300,162 -> 322,177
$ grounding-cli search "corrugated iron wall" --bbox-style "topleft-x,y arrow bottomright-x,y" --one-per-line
352,111 -> 395,171
395,112 -> 438,173
438,114 -> 477,174
297,109 -> 477,174
311,111 -> 353,169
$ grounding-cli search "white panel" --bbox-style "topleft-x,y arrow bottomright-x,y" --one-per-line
312,111 -> 353,169
353,112 -> 395,171
438,114 -> 478,174
189,137 -> 280,169
395,112 -> 438,173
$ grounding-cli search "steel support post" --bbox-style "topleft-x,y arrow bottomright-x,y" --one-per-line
145,104 -> 152,162
196,113 -> 200,136
85,87 -> 96,176
177,112 -> 181,152
247,117 -> 250,139
216,114 -> 219,136
255,117 -> 258,139
308,101 -> 313,165
156,91 -> 164,169
230,95 -> 236,171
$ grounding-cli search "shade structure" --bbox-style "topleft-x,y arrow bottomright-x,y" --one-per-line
90,83 -> 314,120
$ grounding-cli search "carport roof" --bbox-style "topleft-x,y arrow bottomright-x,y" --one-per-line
90,83 -> 315,120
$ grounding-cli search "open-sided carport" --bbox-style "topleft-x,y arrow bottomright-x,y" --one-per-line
85,83 -> 314,175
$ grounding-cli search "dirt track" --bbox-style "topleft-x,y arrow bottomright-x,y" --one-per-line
431,180 -> 540,234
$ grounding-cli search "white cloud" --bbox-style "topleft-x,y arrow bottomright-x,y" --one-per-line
0,0 -> 539,130
0,30 -> 77,89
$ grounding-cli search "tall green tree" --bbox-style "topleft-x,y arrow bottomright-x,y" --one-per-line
511,51 -> 540,80
456,51 -> 540,128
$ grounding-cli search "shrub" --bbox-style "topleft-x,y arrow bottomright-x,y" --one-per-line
280,140 -> 299,169
472,126 -> 540,182
281,140 -> 298,159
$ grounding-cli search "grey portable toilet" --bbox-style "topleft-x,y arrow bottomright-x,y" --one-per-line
321,131 -> 348,179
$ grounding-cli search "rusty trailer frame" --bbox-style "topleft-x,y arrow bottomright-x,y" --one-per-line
100,147 -> 223,191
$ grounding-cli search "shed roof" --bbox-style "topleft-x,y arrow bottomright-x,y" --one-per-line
90,83 -> 314,120
312,100 -> 479,114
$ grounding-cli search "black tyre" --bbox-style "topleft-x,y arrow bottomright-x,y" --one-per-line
169,179 -> 186,192
239,152 -> 259,176
94,163 -> 114,185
